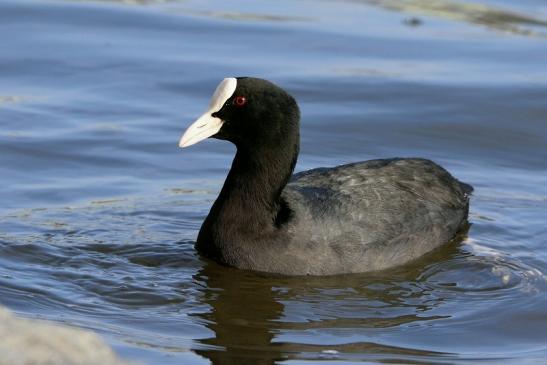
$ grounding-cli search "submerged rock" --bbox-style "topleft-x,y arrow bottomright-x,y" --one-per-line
0,306 -> 134,365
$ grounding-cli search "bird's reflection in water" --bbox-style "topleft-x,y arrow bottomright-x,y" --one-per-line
192,262 -> 285,365
192,237 -> 465,365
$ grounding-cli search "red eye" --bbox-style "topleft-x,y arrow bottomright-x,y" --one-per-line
233,96 -> 247,107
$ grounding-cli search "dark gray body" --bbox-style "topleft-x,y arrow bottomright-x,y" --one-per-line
198,158 -> 471,276
280,158 -> 470,275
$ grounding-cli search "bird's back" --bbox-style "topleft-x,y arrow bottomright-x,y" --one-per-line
280,158 -> 471,274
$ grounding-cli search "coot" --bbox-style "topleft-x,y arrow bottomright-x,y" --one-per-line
179,77 -> 472,275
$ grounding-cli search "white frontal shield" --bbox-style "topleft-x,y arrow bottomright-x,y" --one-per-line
179,78 -> 237,148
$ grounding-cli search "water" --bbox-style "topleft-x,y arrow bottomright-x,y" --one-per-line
1,0 -> 547,363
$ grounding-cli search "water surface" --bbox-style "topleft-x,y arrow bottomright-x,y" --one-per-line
1,0 -> 547,364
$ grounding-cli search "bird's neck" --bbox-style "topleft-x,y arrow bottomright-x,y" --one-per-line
197,139 -> 299,254
218,142 -> 298,227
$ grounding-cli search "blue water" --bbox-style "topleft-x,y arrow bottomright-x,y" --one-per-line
1,0 -> 547,363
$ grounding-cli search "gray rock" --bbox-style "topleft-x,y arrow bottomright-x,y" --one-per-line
0,306 -> 135,365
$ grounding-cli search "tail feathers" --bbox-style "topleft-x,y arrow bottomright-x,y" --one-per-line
458,180 -> 473,221
459,181 -> 474,196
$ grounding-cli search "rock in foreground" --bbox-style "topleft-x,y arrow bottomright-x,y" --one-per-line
0,306 -> 134,365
